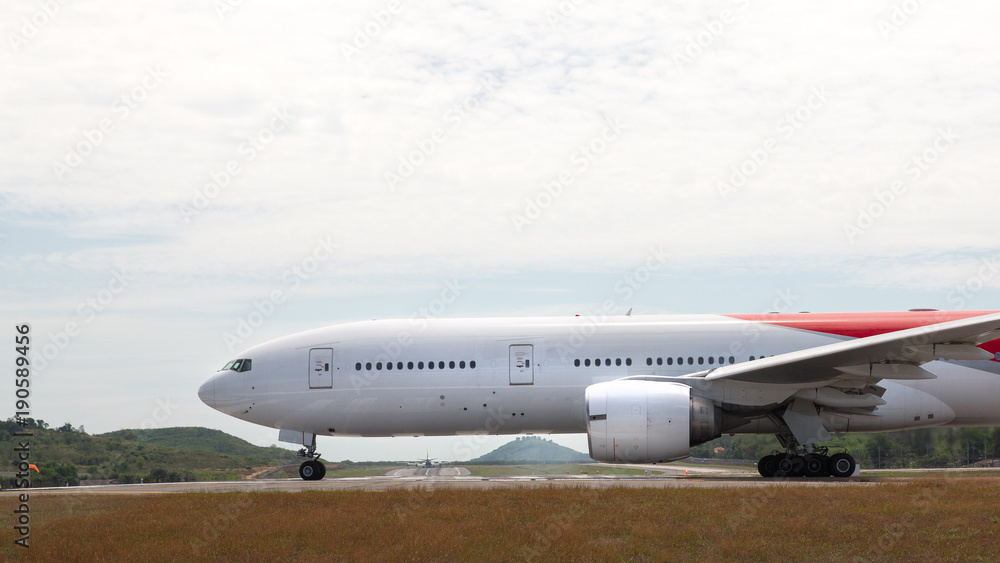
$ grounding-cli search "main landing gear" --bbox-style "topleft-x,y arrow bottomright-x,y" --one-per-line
297,442 -> 326,481
757,447 -> 856,478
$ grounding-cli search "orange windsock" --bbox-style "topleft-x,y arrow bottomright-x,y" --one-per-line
28,464 -> 39,473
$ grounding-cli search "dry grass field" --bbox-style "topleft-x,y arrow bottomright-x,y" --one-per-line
2,478 -> 999,561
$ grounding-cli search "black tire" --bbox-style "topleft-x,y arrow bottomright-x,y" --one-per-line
803,454 -> 829,477
776,454 -> 793,477
776,454 -> 804,477
758,455 -> 777,478
299,460 -> 321,481
828,453 -> 856,478
789,455 -> 805,477
316,461 -> 327,480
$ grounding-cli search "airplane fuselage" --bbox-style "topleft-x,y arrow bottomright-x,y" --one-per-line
199,312 -> 1000,446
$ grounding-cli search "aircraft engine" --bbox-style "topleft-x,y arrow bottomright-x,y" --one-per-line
585,380 -> 732,463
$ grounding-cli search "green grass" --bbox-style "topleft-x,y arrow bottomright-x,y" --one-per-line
325,466 -> 406,477
189,470 -> 246,482
671,460 -> 758,471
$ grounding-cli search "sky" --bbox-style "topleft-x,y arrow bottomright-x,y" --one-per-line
2,1 -> 1000,461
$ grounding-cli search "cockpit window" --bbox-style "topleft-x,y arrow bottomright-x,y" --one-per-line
220,359 -> 253,372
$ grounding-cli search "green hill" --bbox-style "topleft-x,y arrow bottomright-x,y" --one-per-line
471,436 -> 591,464
101,426 -> 294,459
1,420 -> 298,487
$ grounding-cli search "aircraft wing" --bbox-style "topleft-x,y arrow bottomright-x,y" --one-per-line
700,311 -> 1000,385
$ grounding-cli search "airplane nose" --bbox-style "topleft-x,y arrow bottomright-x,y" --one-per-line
198,377 -> 216,408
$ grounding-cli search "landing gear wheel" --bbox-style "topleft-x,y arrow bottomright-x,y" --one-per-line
828,453 -> 856,478
777,454 -> 805,477
299,460 -> 324,481
803,454 -> 829,477
758,455 -> 778,478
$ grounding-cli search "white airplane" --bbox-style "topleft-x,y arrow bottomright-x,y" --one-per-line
198,310 -> 1000,480
407,452 -> 446,468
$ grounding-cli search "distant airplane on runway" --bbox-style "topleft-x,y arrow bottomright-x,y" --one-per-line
199,310 -> 1000,480
407,452 -> 448,468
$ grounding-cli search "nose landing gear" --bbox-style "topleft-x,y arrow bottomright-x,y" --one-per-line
296,439 -> 326,481
299,458 -> 326,480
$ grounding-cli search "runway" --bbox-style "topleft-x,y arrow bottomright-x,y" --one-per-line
387,467 -> 472,477
0,463 -> 894,495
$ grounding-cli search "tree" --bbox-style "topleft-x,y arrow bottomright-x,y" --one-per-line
34,463 -> 80,487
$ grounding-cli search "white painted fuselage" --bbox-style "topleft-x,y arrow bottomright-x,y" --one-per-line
198,314 -> 1000,442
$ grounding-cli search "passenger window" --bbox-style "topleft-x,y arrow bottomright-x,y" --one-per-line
376,362 -> 383,370
418,361 -> 424,370
428,362 -> 435,370
575,359 -> 581,367
615,358 -> 621,366
656,357 -> 662,366
366,362 -> 372,371
460,361 -> 466,369
355,363 -> 362,371
604,358 -> 610,366
585,359 -> 591,367
728,356 -> 735,364
708,357 -> 714,365
470,361 -> 476,369
397,362 -> 403,370
626,358 -> 632,366
439,361 -> 445,369
449,361 -> 456,369
646,357 -> 652,366
667,357 -> 673,366
387,362 -> 393,371
407,361 -> 414,370
688,357 -> 694,365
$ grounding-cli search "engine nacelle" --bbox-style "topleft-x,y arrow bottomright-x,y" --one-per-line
585,380 -> 726,463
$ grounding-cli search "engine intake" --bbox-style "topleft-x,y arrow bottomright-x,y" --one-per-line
585,380 -> 736,463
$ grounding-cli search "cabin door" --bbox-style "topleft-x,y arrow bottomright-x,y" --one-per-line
509,344 -> 534,385
309,348 -> 334,389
